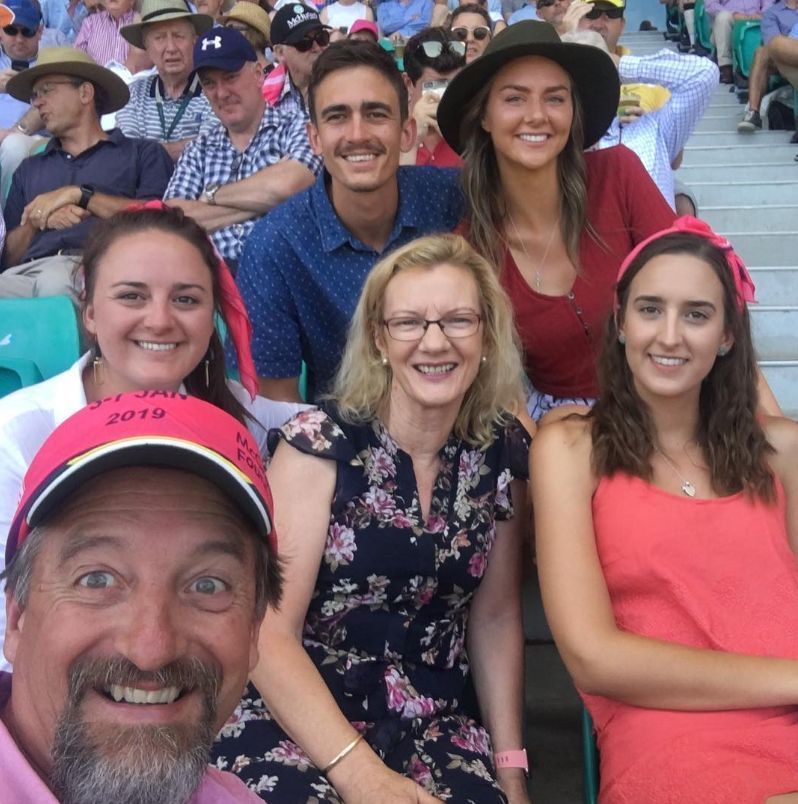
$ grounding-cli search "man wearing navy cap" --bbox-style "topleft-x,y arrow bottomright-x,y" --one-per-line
164,26 -> 321,267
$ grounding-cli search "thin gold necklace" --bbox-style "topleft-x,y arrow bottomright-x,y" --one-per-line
506,212 -> 560,292
654,446 -> 697,498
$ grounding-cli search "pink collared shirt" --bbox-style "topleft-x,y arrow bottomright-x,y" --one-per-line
0,672 -> 262,803
73,9 -> 136,67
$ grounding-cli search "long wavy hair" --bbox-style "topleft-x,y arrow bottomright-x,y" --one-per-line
330,234 -> 526,448
459,62 -> 589,270
80,206 -> 250,425
591,232 -> 775,501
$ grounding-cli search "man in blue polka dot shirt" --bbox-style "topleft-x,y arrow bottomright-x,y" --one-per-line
234,40 -> 465,402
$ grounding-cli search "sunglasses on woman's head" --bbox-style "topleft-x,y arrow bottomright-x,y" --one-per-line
418,40 -> 466,58
451,25 -> 491,41
585,5 -> 624,19
290,28 -> 330,52
3,24 -> 37,37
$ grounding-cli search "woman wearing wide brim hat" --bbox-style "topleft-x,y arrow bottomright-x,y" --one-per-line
7,47 -> 130,114
437,20 -> 676,424
119,0 -> 214,50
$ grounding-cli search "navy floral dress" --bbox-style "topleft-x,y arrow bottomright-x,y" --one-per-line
212,404 -> 530,803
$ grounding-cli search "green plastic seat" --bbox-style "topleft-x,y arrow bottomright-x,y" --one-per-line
582,706 -> 600,804
732,20 -> 762,79
0,296 -> 80,384
0,357 -> 43,398
694,0 -> 714,54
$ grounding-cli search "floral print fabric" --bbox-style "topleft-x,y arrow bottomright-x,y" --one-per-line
212,405 -> 530,803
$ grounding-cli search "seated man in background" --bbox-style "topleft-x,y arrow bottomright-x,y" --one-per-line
738,0 -> 798,133
117,0 -> 215,161
704,0 -> 774,83
0,48 -> 173,297
400,27 -> 464,166
377,0 -> 435,39
164,28 -> 321,268
73,0 -> 138,67
220,1 -> 273,71
0,393 -> 280,804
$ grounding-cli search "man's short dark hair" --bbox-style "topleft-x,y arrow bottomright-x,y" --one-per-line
451,4 -> 492,30
308,40 -> 408,124
403,27 -> 466,86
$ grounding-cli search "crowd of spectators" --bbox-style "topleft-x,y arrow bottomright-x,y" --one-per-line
0,0 -> 797,802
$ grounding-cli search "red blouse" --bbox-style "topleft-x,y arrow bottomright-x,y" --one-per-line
500,146 -> 676,398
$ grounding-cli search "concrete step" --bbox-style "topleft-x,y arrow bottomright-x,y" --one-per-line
760,361 -> 798,411
701,206 -> 798,231
750,306 -> 798,359
748,266 -> 798,304
695,114 -> 748,131
688,130 -> 793,146
725,233 -> 798,267
691,181 -> 798,206
677,163 -> 795,182
681,144 -> 798,164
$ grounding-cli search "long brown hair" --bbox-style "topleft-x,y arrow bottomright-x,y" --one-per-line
459,65 -> 588,270
80,206 -> 250,425
590,232 -> 775,501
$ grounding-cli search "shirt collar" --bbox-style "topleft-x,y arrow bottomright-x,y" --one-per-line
150,71 -> 202,100
43,127 -> 126,155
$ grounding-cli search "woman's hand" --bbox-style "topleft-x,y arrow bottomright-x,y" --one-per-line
338,762 -> 442,803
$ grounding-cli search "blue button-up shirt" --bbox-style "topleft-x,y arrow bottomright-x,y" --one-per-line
4,128 -> 174,262
236,166 -> 465,396
377,0 -> 434,36
761,0 -> 798,42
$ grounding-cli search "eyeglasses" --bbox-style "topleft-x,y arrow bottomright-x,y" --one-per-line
451,25 -> 491,42
29,79 -> 83,102
382,313 -> 482,341
536,0 -> 558,8
417,40 -> 466,59
3,24 -> 37,37
290,28 -> 330,52
584,5 -> 624,19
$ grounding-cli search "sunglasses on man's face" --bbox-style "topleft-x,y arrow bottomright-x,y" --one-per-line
451,25 -> 491,42
3,24 -> 37,37
418,39 -> 466,59
291,28 -> 330,52
585,5 -> 624,19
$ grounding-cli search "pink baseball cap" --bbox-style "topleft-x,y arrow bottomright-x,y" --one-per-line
349,18 -> 378,37
6,392 -> 275,565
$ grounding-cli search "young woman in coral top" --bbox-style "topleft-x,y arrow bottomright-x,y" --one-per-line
532,217 -> 798,804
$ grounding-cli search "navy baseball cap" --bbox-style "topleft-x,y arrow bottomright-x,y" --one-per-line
193,27 -> 257,73
5,0 -> 41,29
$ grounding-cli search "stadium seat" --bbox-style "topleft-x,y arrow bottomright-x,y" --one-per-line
694,0 -> 715,55
582,706 -> 599,804
732,20 -> 762,79
0,356 -> 43,398
0,296 -> 80,389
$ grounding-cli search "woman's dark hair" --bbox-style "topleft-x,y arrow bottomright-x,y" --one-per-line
80,206 -> 250,426
451,4 -> 492,30
404,27 -> 466,85
591,232 -> 775,501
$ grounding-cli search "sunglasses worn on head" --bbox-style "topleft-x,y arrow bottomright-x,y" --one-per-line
451,25 -> 491,42
3,24 -> 37,37
536,0 -> 557,7
290,28 -> 330,52
418,40 -> 466,58
585,5 -> 624,19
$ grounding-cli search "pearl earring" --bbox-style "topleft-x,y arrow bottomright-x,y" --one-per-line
481,355 -> 487,364
381,355 -> 388,366
618,333 -> 626,345
718,344 -> 730,357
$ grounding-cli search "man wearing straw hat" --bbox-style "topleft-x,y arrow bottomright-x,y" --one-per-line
0,48 -> 173,298
117,0 -> 217,161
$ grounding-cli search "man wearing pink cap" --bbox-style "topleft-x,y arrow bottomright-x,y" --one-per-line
0,393 -> 281,803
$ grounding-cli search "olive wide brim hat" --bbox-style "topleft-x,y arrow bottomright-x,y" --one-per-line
438,20 -> 620,154
120,0 -> 214,49
7,47 -> 130,114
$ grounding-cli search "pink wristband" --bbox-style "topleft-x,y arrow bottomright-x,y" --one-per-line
494,748 -> 529,777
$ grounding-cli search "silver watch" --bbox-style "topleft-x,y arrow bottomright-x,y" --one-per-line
201,183 -> 221,205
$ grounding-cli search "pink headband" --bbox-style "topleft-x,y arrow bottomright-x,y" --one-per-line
614,216 -> 756,314
124,201 -> 259,400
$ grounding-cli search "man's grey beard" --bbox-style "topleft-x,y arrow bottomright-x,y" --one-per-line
50,656 -> 221,804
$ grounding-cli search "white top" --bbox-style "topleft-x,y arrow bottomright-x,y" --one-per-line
0,352 -> 307,671
325,0 -> 370,29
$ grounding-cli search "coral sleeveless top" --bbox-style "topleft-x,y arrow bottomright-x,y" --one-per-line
585,472 -> 798,804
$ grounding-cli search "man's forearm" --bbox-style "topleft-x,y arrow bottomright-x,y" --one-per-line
213,160 -> 315,215
164,198 -> 253,230
3,221 -> 36,268
86,191 -> 148,220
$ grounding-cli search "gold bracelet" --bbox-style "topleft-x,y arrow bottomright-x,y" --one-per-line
321,733 -> 365,775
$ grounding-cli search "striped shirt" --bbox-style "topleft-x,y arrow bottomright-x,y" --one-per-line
164,105 -> 323,261
116,73 -> 218,143
704,0 -> 774,16
73,9 -> 136,67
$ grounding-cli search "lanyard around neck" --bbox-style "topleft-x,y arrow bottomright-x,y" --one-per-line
154,74 -> 197,141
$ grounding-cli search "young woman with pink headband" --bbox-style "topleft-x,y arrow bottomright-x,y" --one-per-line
532,217 -> 798,803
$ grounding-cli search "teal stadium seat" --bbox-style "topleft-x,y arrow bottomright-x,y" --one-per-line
0,296 -> 81,397
732,20 -> 762,79
582,706 -> 599,804
694,0 -> 715,55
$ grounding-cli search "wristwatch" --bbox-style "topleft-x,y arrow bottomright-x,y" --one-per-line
201,183 -> 221,205
78,183 -> 95,210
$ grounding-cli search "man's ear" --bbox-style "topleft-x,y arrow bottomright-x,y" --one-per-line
4,593 -> 24,666
399,115 -> 417,153
306,119 -> 322,156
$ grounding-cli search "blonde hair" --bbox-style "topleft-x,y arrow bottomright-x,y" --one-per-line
330,234 -> 526,448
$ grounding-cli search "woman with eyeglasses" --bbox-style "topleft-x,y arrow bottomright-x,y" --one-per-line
437,20 -> 676,424
212,234 -> 532,803
449,4 -> 493,62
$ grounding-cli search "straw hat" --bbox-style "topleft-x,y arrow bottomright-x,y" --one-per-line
7,47 -> 130,114
120,0 -> 214,49
220,2 -> 271,42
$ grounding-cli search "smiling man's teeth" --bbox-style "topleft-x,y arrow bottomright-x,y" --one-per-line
345,154 -> 376,162
107,684 -> 181,704
651,356 -> 687,366
417,364 -> 456,375
137,341 -> 177,352
519,134 -> 547,143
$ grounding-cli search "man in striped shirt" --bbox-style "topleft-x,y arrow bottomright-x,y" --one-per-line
118,0 -> 216,161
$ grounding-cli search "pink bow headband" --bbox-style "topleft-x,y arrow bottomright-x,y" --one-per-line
124,201 -> 259,400
614,216 -> 756,315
